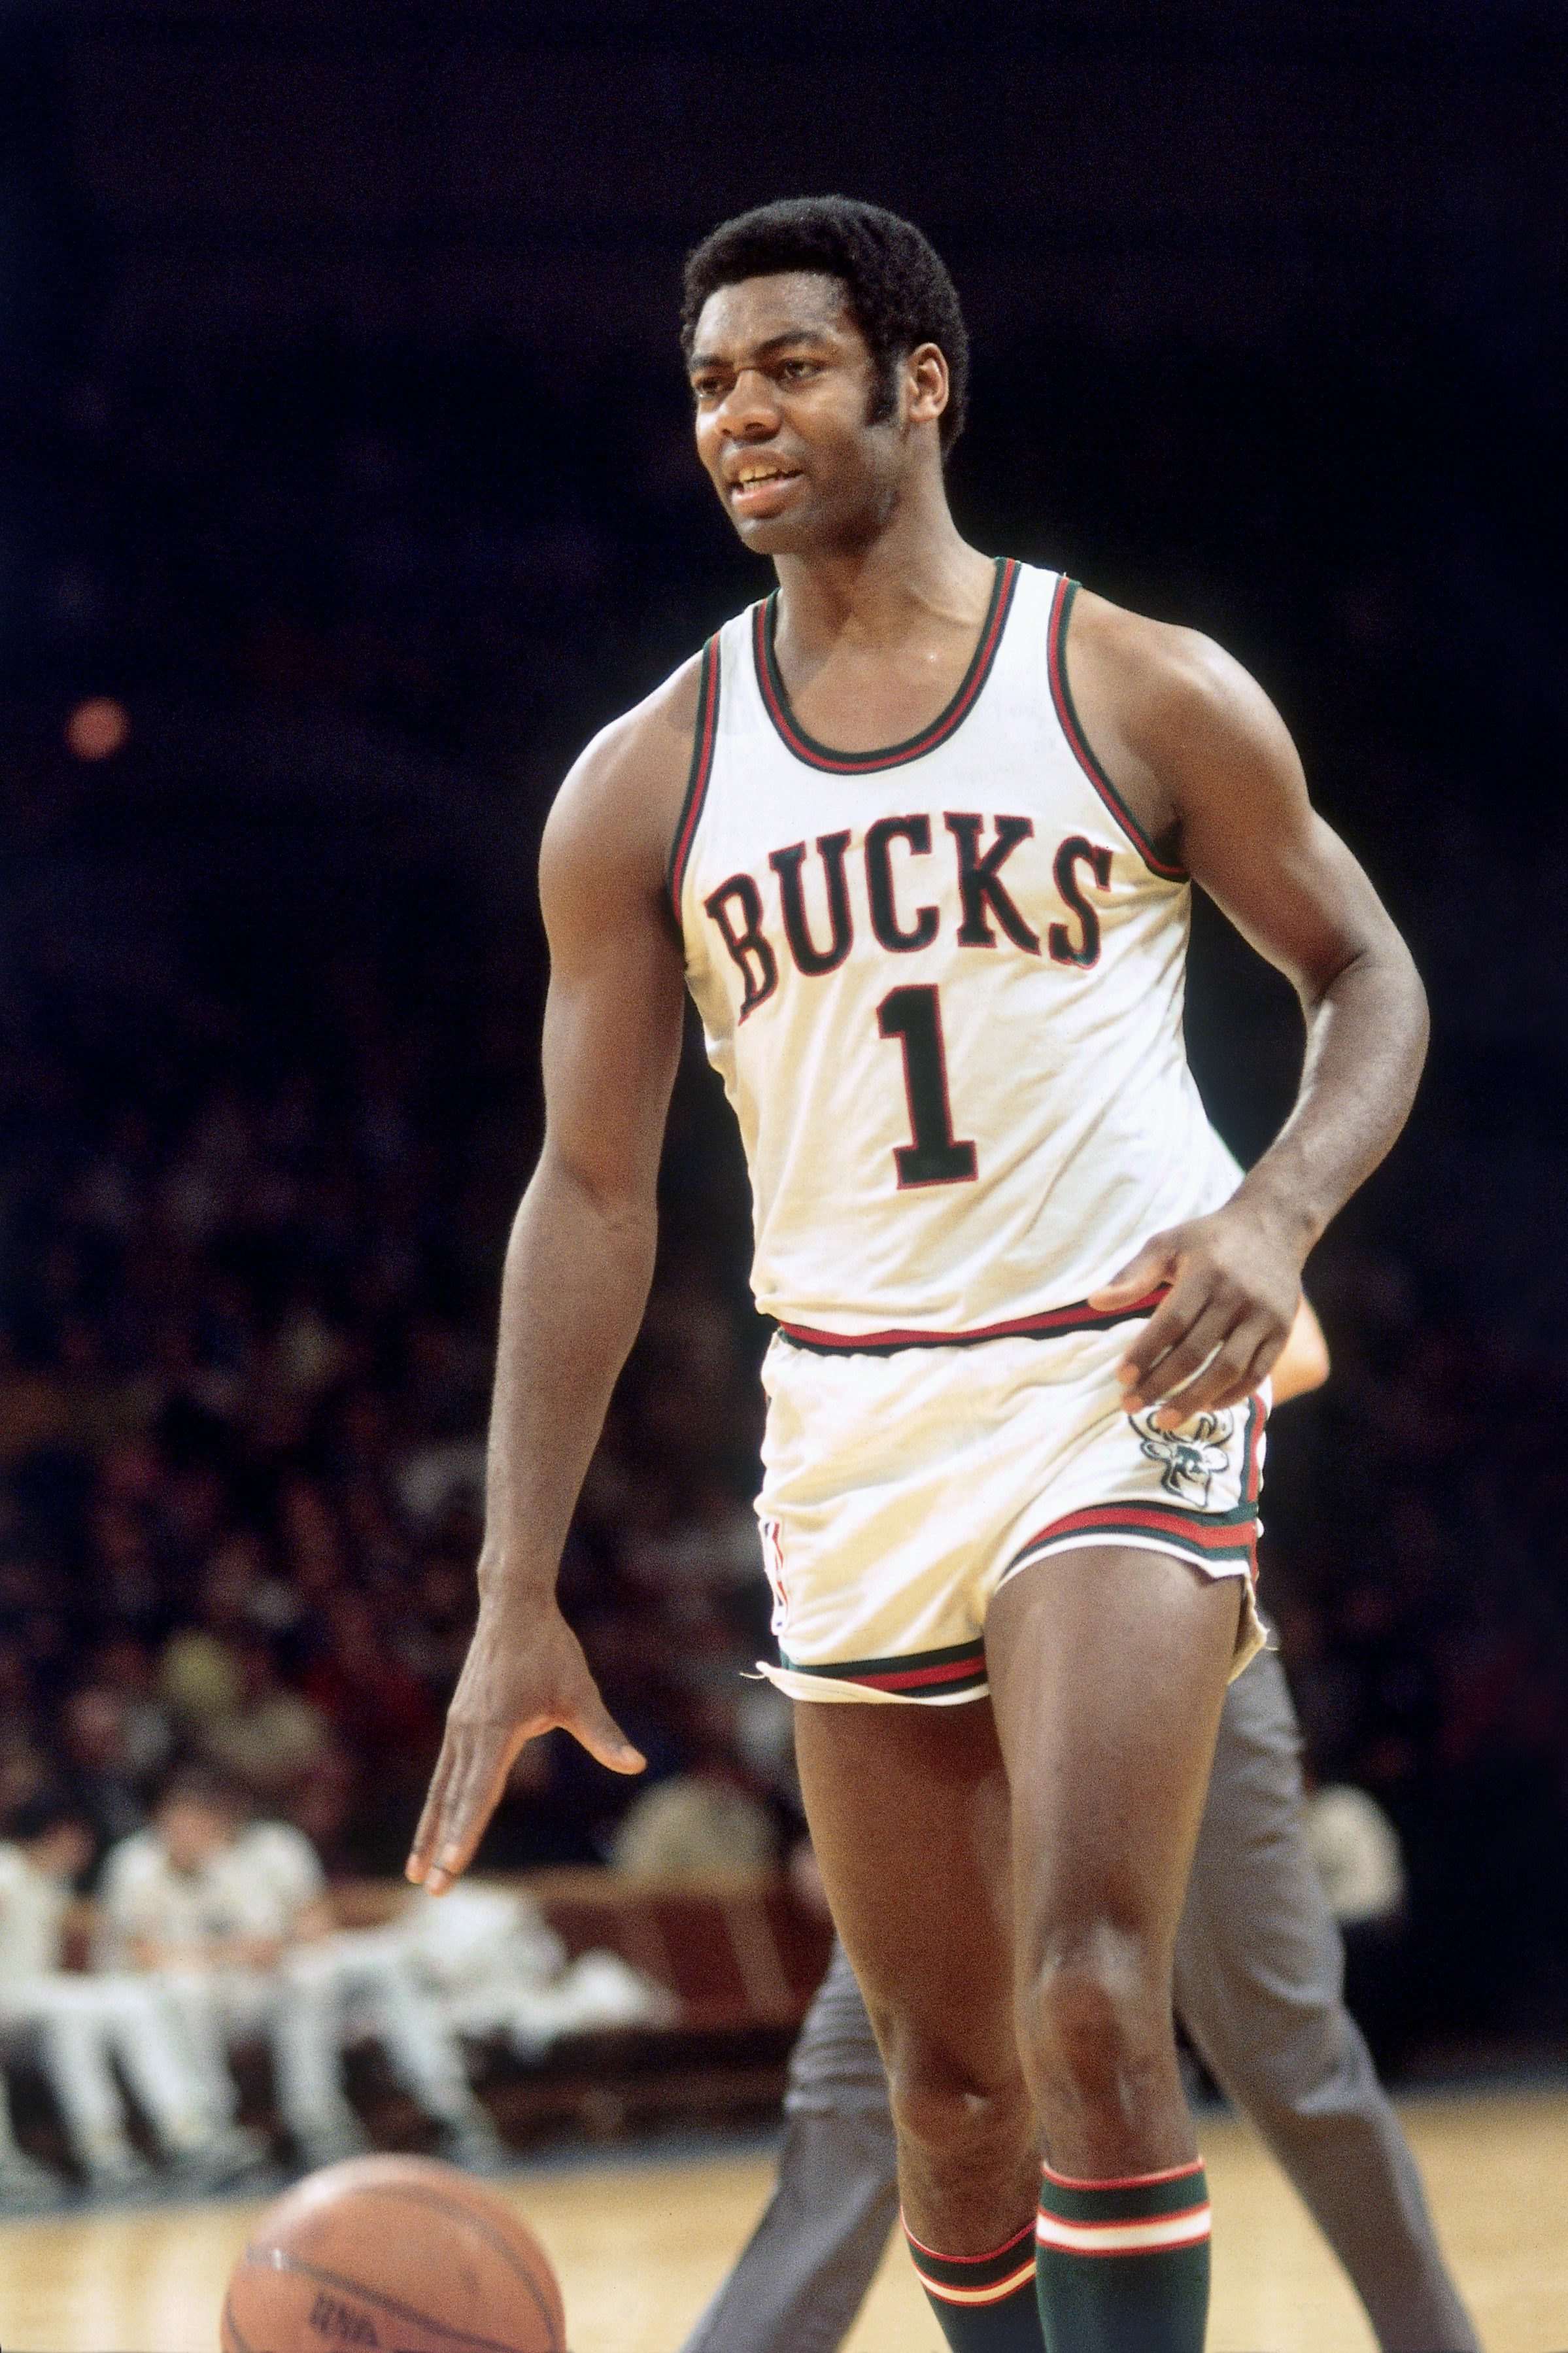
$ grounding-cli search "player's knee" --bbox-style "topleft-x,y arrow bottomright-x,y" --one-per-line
884,2050 -> 1031,2171
1023,1925 -> 1167,2097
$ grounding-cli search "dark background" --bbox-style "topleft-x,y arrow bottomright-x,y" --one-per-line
1,0 -> 1565,2069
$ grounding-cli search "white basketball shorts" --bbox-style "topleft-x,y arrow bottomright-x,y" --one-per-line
754,1321 -> 1268,1705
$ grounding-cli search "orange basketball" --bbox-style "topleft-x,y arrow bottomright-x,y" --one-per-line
221,2154 -> 566,2353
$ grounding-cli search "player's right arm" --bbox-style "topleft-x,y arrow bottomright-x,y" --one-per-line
407,661 -> 701,1894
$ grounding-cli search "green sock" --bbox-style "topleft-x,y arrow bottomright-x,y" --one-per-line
904,2215 -> 1046,2350
1034,2158 -> 1210,2352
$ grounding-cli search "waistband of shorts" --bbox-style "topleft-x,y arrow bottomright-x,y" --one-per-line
774,1290 -> 1167,1357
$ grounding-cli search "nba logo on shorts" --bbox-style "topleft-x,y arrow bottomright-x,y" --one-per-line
759,1516 -> 788,1636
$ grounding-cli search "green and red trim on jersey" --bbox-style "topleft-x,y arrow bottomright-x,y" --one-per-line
667,632 -> 723,918
776,1288 -> 1168,1356
1047,576 -> 1188,883
1036,2157 -> 1212,2258
779,1634 -> 987,1699
904,2216 -> 1038,2306
755,556 -> 1021,774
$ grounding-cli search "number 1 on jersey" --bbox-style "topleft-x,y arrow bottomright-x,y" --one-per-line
877,986 -> 978,1188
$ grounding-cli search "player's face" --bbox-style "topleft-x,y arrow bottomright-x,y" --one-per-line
689,273 -> 909,555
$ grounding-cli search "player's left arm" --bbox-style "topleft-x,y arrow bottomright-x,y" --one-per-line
1082,604 -> 1427,1424
1272,1292 -> 1329,1405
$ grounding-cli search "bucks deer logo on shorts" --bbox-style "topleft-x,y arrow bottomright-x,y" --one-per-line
1131,1408 -> 1235,1505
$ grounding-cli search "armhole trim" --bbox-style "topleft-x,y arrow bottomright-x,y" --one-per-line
667,633 -> 722,921
1048,577 -> 1187,883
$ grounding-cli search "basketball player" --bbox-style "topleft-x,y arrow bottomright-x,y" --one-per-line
409,199 -> 1429,2352
679,1307 -> 1480,2353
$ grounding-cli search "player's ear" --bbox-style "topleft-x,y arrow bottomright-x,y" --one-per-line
905,343 -> 949,432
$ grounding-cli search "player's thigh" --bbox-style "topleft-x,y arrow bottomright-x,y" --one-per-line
793,1694 -> 1015,2087
985,1543 -> 1242,1976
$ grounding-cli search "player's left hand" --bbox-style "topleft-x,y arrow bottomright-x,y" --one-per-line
1088,1205 -> 1302,1428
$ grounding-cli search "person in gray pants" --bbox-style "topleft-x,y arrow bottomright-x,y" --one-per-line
683,1310 -> 1478,2353
681,1644 -> 1479,2353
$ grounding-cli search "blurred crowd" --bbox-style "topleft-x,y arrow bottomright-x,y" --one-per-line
1,829 -> 1565,2061
1,290 -> 1564,2067
0,926 -> 794,1889
1259,1252 -> 1568,2058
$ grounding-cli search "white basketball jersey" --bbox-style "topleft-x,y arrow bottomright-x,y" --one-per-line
672,559 -> 1236,1347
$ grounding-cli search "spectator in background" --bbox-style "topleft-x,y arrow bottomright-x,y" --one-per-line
609,1704 -> 780,1880
84,1479 -> 164,1629
157,1462 -> 231,1594
1306,1779 -> 1412,2074
83,1634 -> 173,1785
609,1775 -> 777,1878
396,1881 -> 675,2059
58,1687 -> 148,1857
97,1767 -> 503,2172
0,1792 -> 264,2199
0,1639 -> 48,1827
1306,1782 -> 1407,1925
199,1632 -> 332,1805
301,1588 -> 441,1772
276,1473 -> 352,1614
395,1539 -> 480,1692
285,1744 -> 360,1878
159,1535 -> 273,1734
299,1587 -> 443,1859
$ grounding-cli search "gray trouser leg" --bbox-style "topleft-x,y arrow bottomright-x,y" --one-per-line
679,1940 -> 898,2353
1174,1649 -> 1479,2353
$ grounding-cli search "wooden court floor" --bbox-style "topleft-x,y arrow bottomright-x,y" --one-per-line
0,2089 -> 1563,2352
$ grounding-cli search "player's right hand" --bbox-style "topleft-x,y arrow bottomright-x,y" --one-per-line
406,1600 -> 645,1894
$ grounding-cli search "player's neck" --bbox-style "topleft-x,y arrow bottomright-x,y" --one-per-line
771,482 -> 991,658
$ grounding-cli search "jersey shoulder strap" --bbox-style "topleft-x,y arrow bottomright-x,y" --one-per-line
666,630 -> 723,921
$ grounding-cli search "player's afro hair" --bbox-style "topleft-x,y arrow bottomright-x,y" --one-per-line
681,197 -> 970,454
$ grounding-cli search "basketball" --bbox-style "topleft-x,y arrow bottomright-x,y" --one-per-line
220,2155 -> 566,2353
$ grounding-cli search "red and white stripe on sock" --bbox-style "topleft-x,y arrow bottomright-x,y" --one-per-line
1035,2155 -> 1212,2256
903,2213 -> 1038,2305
